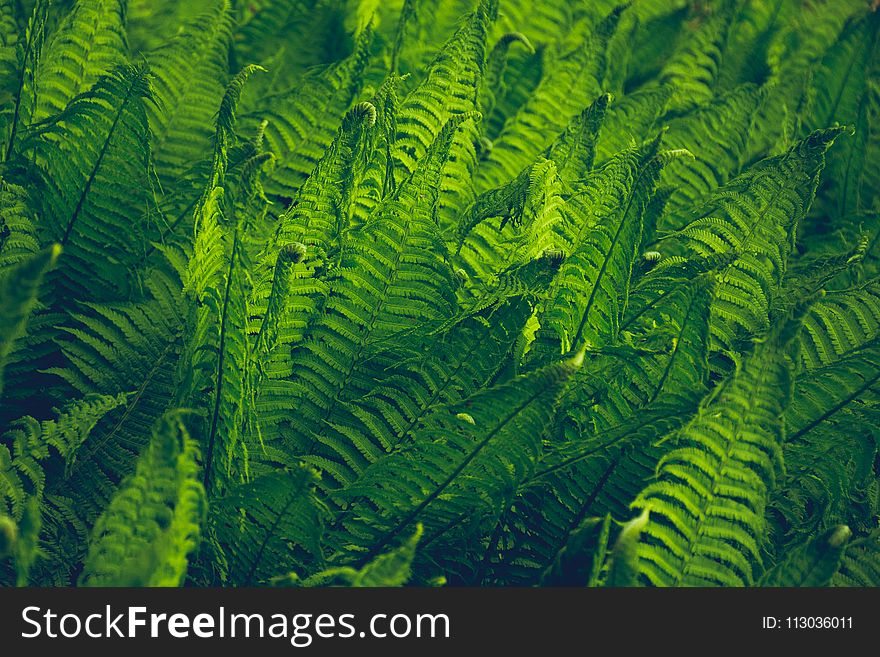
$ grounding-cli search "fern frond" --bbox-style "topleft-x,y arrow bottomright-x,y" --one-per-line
475,7 -> 622,191
660,1 -> 735,115
632,317 -> 802,586
798,279 -> 880,370
277,116 -> 466,484
291,524 -> 422,587
661,128 -> 842,351
180,65 -> 266,494
335,355 -> 580,578
146,0 -> 232,186
79,410 -> 205,587
33,0 -> 128,122
210,466 -> 324,585
0,393 -> 125,519
528,137 -> 672,362
658,83 -> 763,231
0,0 -> 47,162
833,530 -> 880,586
240,25 -> 372,201
0,177 -> 39,272
804,10 -> 879,221
594,85 -> 671,164
25,64 -> 153,301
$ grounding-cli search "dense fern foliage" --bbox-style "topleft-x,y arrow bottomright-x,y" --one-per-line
1,0 -> 878,588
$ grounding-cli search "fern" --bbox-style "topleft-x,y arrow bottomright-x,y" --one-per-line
0,0 -> 876,590
632,315 -> 803,586
79,410 -> 205,586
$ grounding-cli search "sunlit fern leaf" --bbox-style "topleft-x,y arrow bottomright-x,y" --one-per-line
804,10 -> 880,222
392,0 -> 495,190
180,65 -> 265,495
658,83 -> 763,232
0,0 -> 47,162
759,524 -> 850,586
239,26 -> 371,202
0,177 -> 39,273
491,0 -> 573,47
210,466 -> 324,585
290,524 -> 422,587
475,7 -> 622,192
632,315 -> 803,587
455,157 -> 562,281
0,393 -> 125,519
0,245 -> 57,396
833,530 -> 880,586
797,279 -> 880,371
605,508 -> 649,587
24,64 -> 153,301
278,116 -> 466,484
335,354 -> 581,576
528,137 -> 673,363
146,0 -> 232,187
349,75 -> 401,225
481,0 -> 573,139
257,101 -> 376,274
33,0 -> 128,122
661,128 -> 842,352
80,410 -> 205,587
660,0 -> 735,116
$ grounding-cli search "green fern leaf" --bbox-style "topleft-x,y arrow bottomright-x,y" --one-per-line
210,466 -> 324,585
661,128 -> 842,351
632,317 -> 802,586
0,0 -> 48,162
336,354 -> 581,576
25,64 -> 153,301
0,393 -> 125,519
79,410 -> 206,587
33,0 -> 128,122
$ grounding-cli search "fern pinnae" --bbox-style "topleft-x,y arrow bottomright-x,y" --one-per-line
181,65 -> 265,494
632,313 -> 807,586
0,0 -> 48,163
339,353 -> 583,569
80,410 -> 205,587
33,0 -> 129,123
